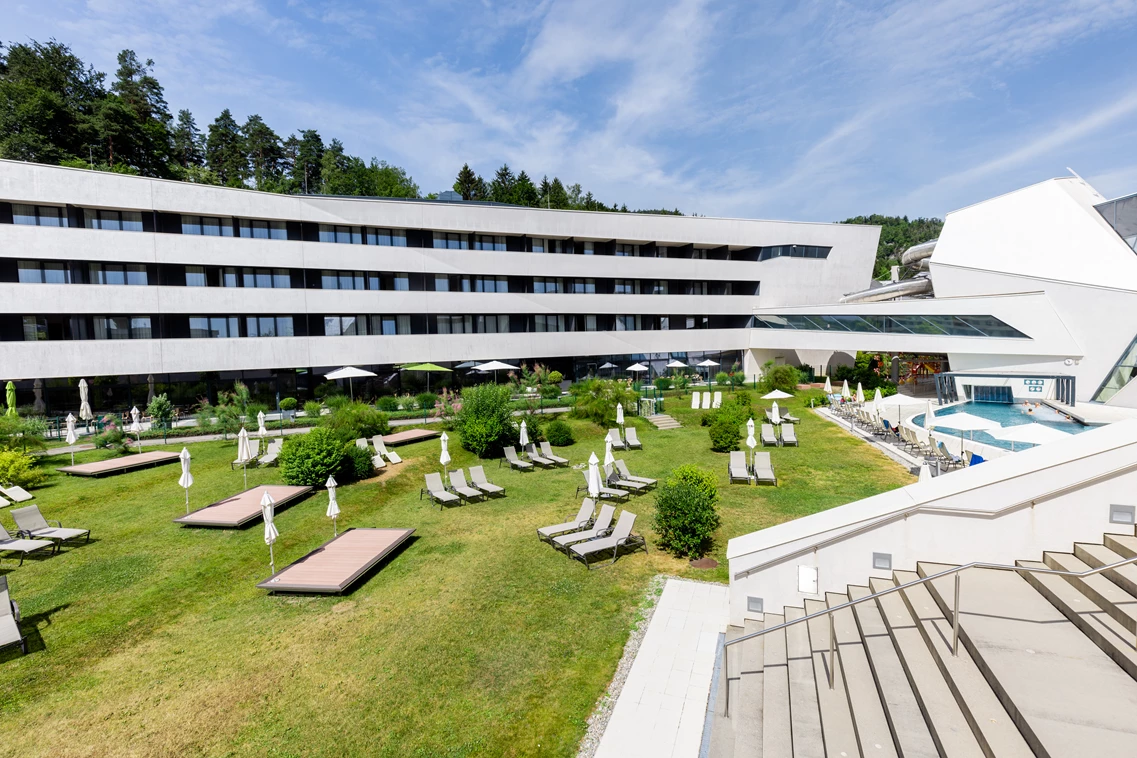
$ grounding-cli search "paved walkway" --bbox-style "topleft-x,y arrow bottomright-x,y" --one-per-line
595,579 -> 728,758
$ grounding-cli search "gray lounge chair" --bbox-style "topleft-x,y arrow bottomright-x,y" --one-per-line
373,436 -> 402,464
448,469 -> 486,503
577,470 -> 629,501
754,451 -> 777,486
0,524 -> 54,566
258,439 -> 283,466
624,427 -> 643,450
421,472 -> 460,508
551,504 -> 615,551
783,413 -> 800,424
539,441 -> 569,466
0,486 -> 33,503
569,511 -> 647,568
0,577 -> 25,655
469,465 -> 504,496
503,446 -> 533,470
537,499 -> 595,542
356,438 -> 385,469
605,464 -> 648,492
729,451 -> 749,483
782,424 -> 798,446
615,460 -> 656,488
11,505 -> 89,548
524,444 -> 556,468
607,429 -> 626,450
761,423 -> 779,447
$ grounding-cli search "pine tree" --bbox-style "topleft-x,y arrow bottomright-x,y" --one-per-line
514,170 -> 538,207
171,110 -> 204,167
241,114 -> 283,190
548,177 -> 569,209
293,129 -> 324,194
490,163 -> 516,203
109,49 -> 172,176
453,163 -> 479,200
537,175 -> 552,208
205,109 -> 246,187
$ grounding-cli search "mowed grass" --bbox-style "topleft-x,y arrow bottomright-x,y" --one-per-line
0,395 -> 911,757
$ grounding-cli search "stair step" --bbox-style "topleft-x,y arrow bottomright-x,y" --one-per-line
784,606 -> 825,757
896,570 -> 1032,758
647,414 -> 681,430
803,599 -> 860,757
847,585 -> 938,758
706,625 -> 744,758
1104,532 -> 1137,559
1074,541 -> 1137,597
1042,552 -> 1137,633
1017,560 -> 1137,680
921,562 -> 1137,757
868,577 -> 984,758
763,613 -> 793,758
736,618 -> 764,755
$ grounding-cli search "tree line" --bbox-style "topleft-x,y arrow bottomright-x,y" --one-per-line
840,214 -> 944,279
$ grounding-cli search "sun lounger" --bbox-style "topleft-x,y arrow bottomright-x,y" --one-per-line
421,472 -> 460,508
537,499 -> 595,542
712,391 -> 722,409
503,446 -> 533,470
569,510 -> 647,568
524,444 -> 556,468
11,505 -> 90,548
468,465 -> 505,496
551,504 -> 615,551
615,460 -> 656,488
577,470 -> 629,501
782,413 -> 800,424
605,464 -> 649,492
701,391 -> 710,409
607,429 -> 626,450
448,469 -> 486,503
356,438 -> 385,469
936,440 -> 964,468
0,524 -> 54,566
761,423 -> 779,447
258,439 -> 283,466
373,436 -> 402,464
0,494 -> 8,508
0,486 -> 33,503
691,393 -> 699,409
0,577 -> 26,655
782,424 -> 798,446
624,427 -> 643,450
753,452 -> 777,486
539,441 -> 569,466
729,451 -> 749,483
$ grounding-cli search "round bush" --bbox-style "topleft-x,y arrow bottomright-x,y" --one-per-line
715,371 -> 730,387
652,464 -> 721,558
708,416 -> 741,452
279,428 -> 348,486
0,450 -> 46,488
279,397 -> 298,411
375,396 -> 399,412
547,370 -> 564,384
545,420 -> 575,446
416,392 -> 439,411
303,400 -> 323,419
340,443 -> 374,483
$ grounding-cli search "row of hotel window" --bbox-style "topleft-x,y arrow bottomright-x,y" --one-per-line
15,314 -> 730,341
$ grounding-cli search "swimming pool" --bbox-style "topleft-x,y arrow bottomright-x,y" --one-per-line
911,401 -> 1088,451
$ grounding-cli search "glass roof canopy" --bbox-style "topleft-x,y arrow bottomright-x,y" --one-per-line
1095,193 -> 1137,250
751,313 -> 1030,339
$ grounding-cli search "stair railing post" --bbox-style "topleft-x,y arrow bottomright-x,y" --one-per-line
829,613 -> 836,689
722,643 -> 730,717
952,572 -> 961,657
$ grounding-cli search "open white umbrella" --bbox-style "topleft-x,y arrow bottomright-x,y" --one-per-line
616,402 -> 624,427
324,366 -> 377,400
236,427 -> 254,487
598,362 -> 617,370
924,401 -> 937,429
666,360 -> 687,369
518,421 -> 529,448
746,418 -> 757,473
697,359 -> 720,368
855,383 -> 865,404
474,360 -> 519,383
990,422 -> 1071,450
933,412 -> 1002,442
256,410 -> 267,439
587,452 -> 601,498
261,490 -> 279,574
771,401 -> 782,425
65,413 -> 77,466
762,389 -> 793,400
78,378 -> 93,422
130,406 -> 143,452
841,380 -> 851,399
604,437 -> 615,467
440,431 -> 451,473
824,376 -> 832,395
178,447 -> 193,514
626,363 -> 649,373
326,476 -> 340,536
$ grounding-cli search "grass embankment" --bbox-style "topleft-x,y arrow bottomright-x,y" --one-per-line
0,394 -> 910,757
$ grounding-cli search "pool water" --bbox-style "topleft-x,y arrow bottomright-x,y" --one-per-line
911,401 -> 1088,451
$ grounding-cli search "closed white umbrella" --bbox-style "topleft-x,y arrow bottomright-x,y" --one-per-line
616,402 -> 624,428
924,401 -> 937,429
587,452 -> 601,498
78,378 -> 93,422
824,376 -> 832,395
129,406 -> 143,452
178,447 -> 193,514
771,401 -> 781,425
518,421 -> 529,447
604,437 -> 615,467
65,413 -> 77,466
841,380 -> 851,399
746,418 -> 757,473
326,476 -> 340,536
236,427 -> 254,487
762,390 -> 793,400
257,410 -> 267,438
261,490 -> 279,574
855,383 -> 865,404
873,388 -> 883,417
440,431 -> 451,473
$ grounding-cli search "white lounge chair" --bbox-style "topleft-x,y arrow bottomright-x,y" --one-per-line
539,441 -> 569,466
0,577 -> 25,655
356,438 -> 385,469
701,391 -> 711,409
691,393 -> 699,410
0,486 -> 33,503
469,465 -> 505,496
373,436 -> 402,464
753,452 -> 777,486
577,470 -> 629,501
569,511 -> 646,568
11,505 -> 90,548
258,439 -> 283,466
537,499 -> 595,542
605,464 -> 649,493
624,427 -> 643,450
448,469 -> 486,503
782,425 -> 798,446
712,391 -> 722,408
615,460 -> 656,488
729,451 -> 749,483
0,524 -> 54,566
503,446 -> 533,470
551,504 -> 615,552
761,424 -> 779,447
524,444 -> 556,468
607,429 -> 627,450
421,472 -> 460,508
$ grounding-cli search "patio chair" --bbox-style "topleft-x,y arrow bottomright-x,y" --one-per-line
624,427 -> 643,450
524,444 -> 556,468
881,419 -> 902,444
729,451 -> 749,483
373,436 -> 402,464
782,424 -> 798,446
712,391 -> 722,408
0,577 -> 25,655
753,452 -> 777,486
448,469 -> 486,503
691,393 -> 699,410
605,464 -> 649,493
569,511 -> 647,569
503,446 -> 533,471
0,486 -> 33,503
607,429 -> 627,450
551,504 -> 615,552
701,391 -> 711,409
0,524 -> 54,566
576,470 -> 629,501
761,424 -> 779,447
765,409 -> 774,424
537,499 -> 595,542
11,505 -> 90,548
356,438 -> 385,469
615,459 -> 656,488
539,441 -> 569,466
936,440 -> 964,468
782,413 -> 800,424
258,439 -> 283,467
965,451 -> 987,466
421,472 -> 460,508
469,465 -> 505,497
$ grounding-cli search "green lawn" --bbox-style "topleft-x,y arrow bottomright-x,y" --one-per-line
0,394 -> 911,757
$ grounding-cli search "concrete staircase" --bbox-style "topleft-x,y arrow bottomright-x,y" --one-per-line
647,414 -> 681,430
708,530 -> 1137,757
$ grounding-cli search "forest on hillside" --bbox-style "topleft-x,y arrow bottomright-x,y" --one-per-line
840,215 -> 944,278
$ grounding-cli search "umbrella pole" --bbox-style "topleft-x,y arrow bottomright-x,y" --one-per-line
269,543 -> 275,575
185,487 -> 189,515
70,450 -> 75,466
243,463 -> 248,489
333,516 -> 337,537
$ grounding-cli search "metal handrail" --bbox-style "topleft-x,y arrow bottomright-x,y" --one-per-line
722,551 -> 1137,717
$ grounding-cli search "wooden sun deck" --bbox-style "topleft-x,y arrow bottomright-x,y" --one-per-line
57,450 -> 181,478
257,527 -> 415,594
174,485 -> 313,528
382,428 -> 440,446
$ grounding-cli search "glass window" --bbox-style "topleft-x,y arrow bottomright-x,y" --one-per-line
585,315 -> 597,331
366,228 -> 406,246
614,279 -> 638,294
121,211 -> 143,232
396,315 -> 411,335
321,270 -> 338,289
615,243 -> 638,257
220,268 -> 238,287
324,316 -> 342,336
274,269 -> 291,288
649,280 -> 668,295
392,273 -> 409,291
238,219 -> 287,240
131,317 -> 152,339
582,241 -> 595,255
186,266 -> 207,286
474,235 -> 506,251
341,316 -> 360,336
22,316 -> 46,341
319,225 -> 362,244
189,317 -> 210,338
14,204 -> 67,227
126,264 -> 148,286
530,238 -> 546,253
277,316 -> 295,337
18,261 -> 43,283
13,205 -> 37,226
90,263 -> 126,286
433,232 -> 468,249
208,317 -> 232,338
434,275 -> 450,292
256,269 -> 272,289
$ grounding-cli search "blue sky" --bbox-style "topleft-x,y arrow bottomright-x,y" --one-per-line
8,0 -> 1137,221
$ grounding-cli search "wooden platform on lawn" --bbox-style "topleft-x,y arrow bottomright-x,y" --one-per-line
58,450 -> 181,477
257,527 -> 415,594
382,428 -> 440,446
174,484 -> 312,528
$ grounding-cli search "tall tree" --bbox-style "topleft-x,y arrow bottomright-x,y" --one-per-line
171,109 -> 204,167
109,49 -> 172,176
548,177 -> 569,209
537,175 -> 553,208
514,170 -> 538,207
241,114 -> 282,190
453,163 -> 478,200
489,163 -> 516,203
205,109 -> 246,187
292,129 -> 324,193
370,159 -> 418,197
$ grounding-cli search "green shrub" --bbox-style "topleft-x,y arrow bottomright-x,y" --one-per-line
653,377 -> 672,391
416,392 -> 439,411
652,464 -> 720,558
539,383 -> 561,400
279,427 -> 347,486
146,393 -> 174,427
676,375 -> 690,395
568,379 -> 639,428
375,396 -> 399,412
245,403 -> 269,425
757,362 -> 802,395
545,419 -> 575,446
340,443 -> 375,483
453,383 -> 516,458
325,394 -> 352,410
303,401 -> 323,418
547,370 -> 564,384
92,418 -> 130,453
313,381 -> 342,399
715,371 -> 730,387
279,397 -> 298,411
319,401 -> 390,442
0,415 -> 47,452
708,416 -> 741,452
0,450 -> 46,489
